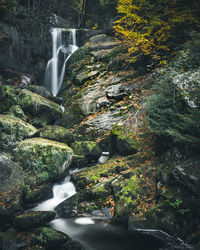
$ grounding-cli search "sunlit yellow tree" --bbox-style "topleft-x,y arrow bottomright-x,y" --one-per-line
114,0 -> 200,64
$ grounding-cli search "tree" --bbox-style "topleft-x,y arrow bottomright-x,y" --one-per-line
114,0 -> 200,65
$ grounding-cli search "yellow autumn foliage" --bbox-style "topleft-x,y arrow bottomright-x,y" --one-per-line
114,0 -> 200,64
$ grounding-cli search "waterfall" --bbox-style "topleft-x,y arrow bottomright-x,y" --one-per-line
44,28 -> 78,96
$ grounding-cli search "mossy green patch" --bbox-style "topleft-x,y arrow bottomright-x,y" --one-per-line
0,115 -> 37,152
15,138 -> 73,185
110,123 -> 139,156
39,125 -> 75,145
71,141 -> 102,161
34,227 -> 69,247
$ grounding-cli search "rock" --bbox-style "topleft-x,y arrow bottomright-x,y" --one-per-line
71,141 -> 102,162
0,32 -> 11,52
88,34 -> 117,51
70,155 -> 88,169
8,105 -> 26,121
96,97 -> 112,110
39,125 -> 75,146
26,85 -> 53,99
110,122 -> 139,156
76,109 -> 123,141
0,230 -> 26,250
55,194 -> 79,218
0,85 -> 19,113
129,229 -> 193,250
0,154 -> 24,224
74,69 -> 100,85
69,240 -> 84,250
106,83 -> 134,100
24,183 -> 53,204
20,74 -> 32,87
0,85 -> 62,127
56,190 -> 112,219
14,211 -> 56,230
62,104 -> 85,129
90,48 -> 114,59
18,89 -> 62,127
15,138 -> 73,185
32,227 -> 69,248
0,115 -> 37,152
171,159 -> 200,197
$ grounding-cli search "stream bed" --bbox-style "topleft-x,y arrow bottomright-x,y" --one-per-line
32,153 -> 192,250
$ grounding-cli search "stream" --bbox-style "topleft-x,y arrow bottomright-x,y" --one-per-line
31,153 -> 160,250
31,151 -> 193,250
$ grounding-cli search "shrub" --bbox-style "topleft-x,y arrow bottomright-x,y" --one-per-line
147,33 -> 200,149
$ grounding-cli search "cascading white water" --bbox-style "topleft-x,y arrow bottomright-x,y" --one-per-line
58,29 -> 78,90
33,175 -> 76,211
44,28 -> 78,96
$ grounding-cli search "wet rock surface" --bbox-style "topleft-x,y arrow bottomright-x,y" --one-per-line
14,211 -> 56,230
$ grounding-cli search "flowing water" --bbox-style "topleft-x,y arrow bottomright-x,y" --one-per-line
32,152 -> 149,250
32,152 -> 190,250
44,28 -> 78,96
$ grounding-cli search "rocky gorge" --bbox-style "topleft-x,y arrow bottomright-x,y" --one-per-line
0,1 -> 200,250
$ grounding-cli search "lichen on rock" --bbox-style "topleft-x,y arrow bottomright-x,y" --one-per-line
15,138 -> 73,185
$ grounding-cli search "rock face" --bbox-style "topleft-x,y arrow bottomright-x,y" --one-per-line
0,21 -> 49,83
0,154 -> 24,223
60,34 -> 134,142
15,138 -> 73,185
0,115 -> 37,152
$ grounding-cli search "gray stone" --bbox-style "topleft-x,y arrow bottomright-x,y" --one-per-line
75,69 -> 100,85
14,211 -> 56,230
0,154 -> 24,193
76,108 -> 124,140
0,154 -> 24,222
89,34 -> 117,51
106,83 -> 134,100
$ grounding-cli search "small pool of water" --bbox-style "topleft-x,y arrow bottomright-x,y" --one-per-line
49,217 -> 162,250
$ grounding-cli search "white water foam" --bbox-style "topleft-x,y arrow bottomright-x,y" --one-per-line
44,28 -> 78,96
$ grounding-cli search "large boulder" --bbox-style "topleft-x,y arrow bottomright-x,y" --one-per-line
39,125 -> 75,146
15,138 -> 73,185
14,211 -> 56,230
110,122 -> 139,156
0,115 -> 37,153
32,227 -> 69,248
0,154 -> 24,224
0,85 -> 19,113
71,141 -> 102,162
0,85 -> 62,127
7,105 -> 26,121
18,89 -> 62,127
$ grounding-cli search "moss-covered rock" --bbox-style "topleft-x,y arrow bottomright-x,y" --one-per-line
14,211 -> 56,230
39,125 -> 75,146
62,104 -> 85,129
15,138 -> 73,185
8,105 -> 26,121
74,69 -> 100,85
24,183 -> 53,204
71,141 -> 102,162
0,85 -> 19,113
33,227 -> 69,248
18,89 -> 62,127
0,154 -> 24,225
70,154 -> 88,169
110,123 -> 139,156
0,115 -> 37,152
